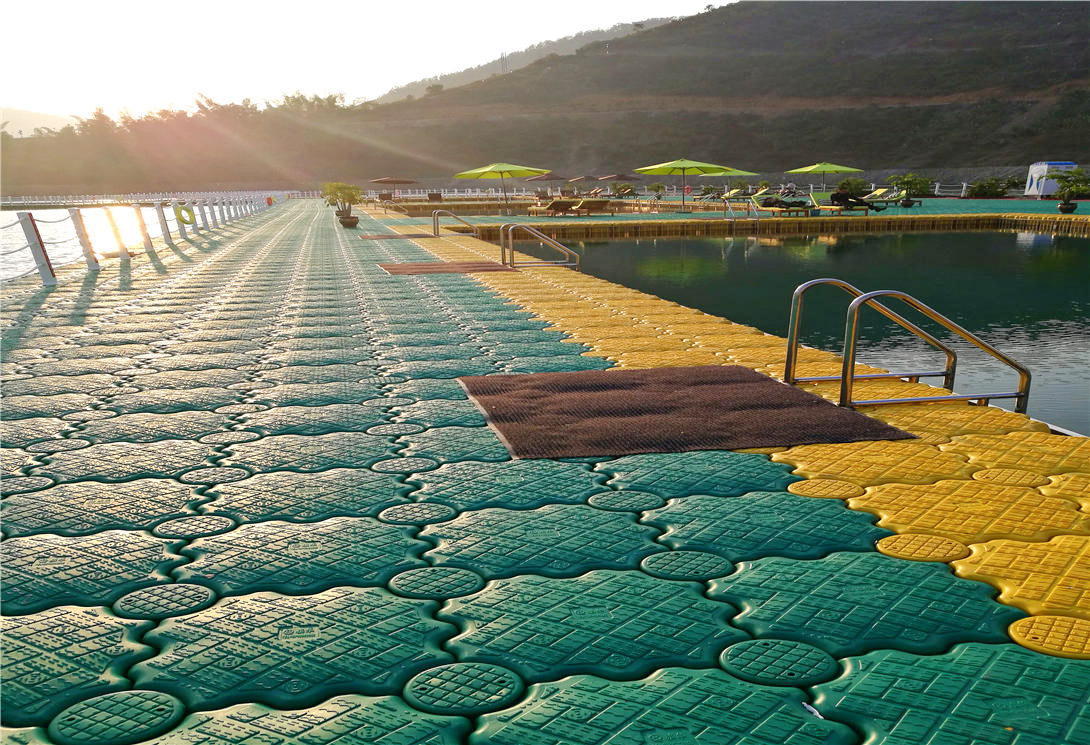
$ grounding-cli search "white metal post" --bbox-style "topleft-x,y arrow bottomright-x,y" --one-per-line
208,199 -> 220,229
103,207 -> 130,257
171,200 -> 189,241
197,201 -> 211,231
67,208 -> 100,269
155,203 -> 173,244
16,212 -> 57,285
960,183 -> 969,198
132,205 -> 154,252
187,202 -> 201,234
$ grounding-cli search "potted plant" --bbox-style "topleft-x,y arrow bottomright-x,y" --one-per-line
321,182 -> 363,226
1047,167 -> 1088,214
886,172 -> 933,208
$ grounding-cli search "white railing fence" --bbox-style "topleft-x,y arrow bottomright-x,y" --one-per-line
1,192 -> 280,285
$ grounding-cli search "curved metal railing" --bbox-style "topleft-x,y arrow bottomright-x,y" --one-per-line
498,224 -> 580,269
431,210 -> 478,238
380,200 -> 409,215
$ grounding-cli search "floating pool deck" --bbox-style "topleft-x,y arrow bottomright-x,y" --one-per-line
2,199 -> 1088,745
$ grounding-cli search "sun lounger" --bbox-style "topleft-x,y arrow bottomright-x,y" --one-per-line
870,189 -> 907,205
529,199 -> 579,217
572,199 -> 614,216
750,197 -> 812,218
809,194 -> 869,215
860,188 -> 889,201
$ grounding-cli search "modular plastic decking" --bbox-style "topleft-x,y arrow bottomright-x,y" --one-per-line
2,199 -> 1088,745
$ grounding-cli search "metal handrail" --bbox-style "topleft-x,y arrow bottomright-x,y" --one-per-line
785,278 -> 958,390
499,224 -> 580,269
432,210 -> 479,238
842,290 -> 1031,412
380,200 -> 409,215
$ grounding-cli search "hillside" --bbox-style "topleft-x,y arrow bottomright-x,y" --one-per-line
3,1 -> 1088,193
373,18 -> 673,103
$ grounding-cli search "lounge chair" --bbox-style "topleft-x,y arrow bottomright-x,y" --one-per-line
719,188 -> 743,201
809,193 -> 869,216
860,188 -> 890,201
750,197 -> 811,218
871,189 -> 908,205
529,199 -> 579,217
572,199 -> 614,216
427,192 -> 443,203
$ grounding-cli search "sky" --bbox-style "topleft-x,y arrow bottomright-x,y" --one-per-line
3,0 -> 717,121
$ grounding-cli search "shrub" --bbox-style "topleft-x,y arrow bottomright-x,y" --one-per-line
886,172 -> 934,197
837,177 -> 870,196
965,176 -> 1020,198
1047,167 -> 1090,201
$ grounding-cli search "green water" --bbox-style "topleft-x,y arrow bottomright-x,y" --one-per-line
522,231 -> 1090,433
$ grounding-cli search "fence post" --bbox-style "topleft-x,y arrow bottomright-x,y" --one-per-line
171,200 -> 189,241
960,182 -> 969,198
16,212 -> 57,285
155,202 -> 173,244
132,205 -> 154,251
67,208 -> 100,269
197,201 -> 211,231
934,182 -> 941,196
103,207 -> 131,257
208,199 -> 220,229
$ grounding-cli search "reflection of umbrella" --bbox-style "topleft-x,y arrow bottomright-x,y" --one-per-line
597,173 -> 642,181
785,162 -> 862,191
454,162 -> 550,204
634,158 -> 745,211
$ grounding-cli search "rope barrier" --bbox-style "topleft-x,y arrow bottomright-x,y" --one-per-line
41,237 -> 77,245
0,243 -> 31,255
32,215 -> 73,224
0,219 -> 20,230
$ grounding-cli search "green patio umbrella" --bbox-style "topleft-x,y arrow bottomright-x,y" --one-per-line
785,162 -> 863,191
634,158 -> 749,211
454,162 -> 550,204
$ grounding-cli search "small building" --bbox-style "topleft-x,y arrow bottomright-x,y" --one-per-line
1025,161 -> 1077,197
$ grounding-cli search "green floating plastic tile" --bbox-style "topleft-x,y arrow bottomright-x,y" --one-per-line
596,450 -> 800,497
387,358 -> 498,380
177,466 -> 250,485
377,332 -> 474,347
239,404 -> 388,436
133,369 -> 250,390
500,355 -> 613,374
0,478 -> 199,536
811,642 -> 1090,745
367,422 -> 426,436
78,412 -> 231,443
387,378 -> 469,401
197,430 -> 261,445
394,400 -> 488,428
0,475 -> 55,498
1,416 -> 68,448
113,583 -> 218,619
105,387 -> 241,415
153,515 -> 237,538
1,606 -> 152,726
2,393 -> 99,420
46,690 -> 186,745
154,352 -> 253,372
130,586 -> 455,709
388,567 -> 487,600
1,530 -> 178,614
719,639 -> 840,687
639,550 -> 734,581
471,667 -> 858,745
474,329 -> 569,345
707,551 -> 1024,657
422,504 -> 661,579
379,502 -> 458,525
642,491 -> 890,561
24,439 -> 91,455
411,459 -> 607,511
97,694 -> 470,745
485,341 -> 589,359
222,432 -> 394,473
463,318 -> 547,332
19,359 -> 135,377
3,447 -> 34,475
176,516 -> 426,596
404,662 -> 525,716
258,363 -> 372,385
371,457 -> 440,474
384,344 -> 485,362
587,490 -> 667,512
3,374 -> 120,397
265,348 -> 379,366
441,569 -> 747,682
397,426 -> 510,463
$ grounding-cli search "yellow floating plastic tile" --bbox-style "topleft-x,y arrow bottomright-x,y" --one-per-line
1008,615 -> 1090,659
876,533 -> 971,562
952,535 -> 1090,618
773,440 -> 977,486
850,479 -> 1090,543
972,468 -> 1050,488
757,361 -> 889,380
858,403 -> 1050,438
803,378 -> 952,404
612,350 -> 726,368
786,479 -> 866,499
734,446 -> 788,454
942,432 -> 1090,475
732,347 -> 841,366
1039,473 -> 1090,511
587,337 -> 691,355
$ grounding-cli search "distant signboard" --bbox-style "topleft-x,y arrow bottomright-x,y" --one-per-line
1025,161 -> 1077,196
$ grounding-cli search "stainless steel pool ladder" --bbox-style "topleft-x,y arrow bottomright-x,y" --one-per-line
784,278 -> 1031,412
498,224 -> 580,269
380,200 -> 409,215
431,210 -> 479,238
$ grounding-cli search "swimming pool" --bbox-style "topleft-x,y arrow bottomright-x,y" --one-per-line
518,231 -> 1090,433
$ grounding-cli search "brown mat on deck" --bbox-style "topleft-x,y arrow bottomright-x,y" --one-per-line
379,261 -> 517,275
459,365 -> 915,458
